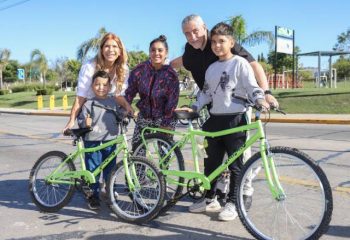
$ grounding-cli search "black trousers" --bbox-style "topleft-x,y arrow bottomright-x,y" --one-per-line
202,113 -> 247,203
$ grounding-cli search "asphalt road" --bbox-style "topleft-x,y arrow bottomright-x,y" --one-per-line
0,113 -> 349,240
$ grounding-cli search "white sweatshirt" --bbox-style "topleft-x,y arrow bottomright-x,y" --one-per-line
192,55 -> 264,115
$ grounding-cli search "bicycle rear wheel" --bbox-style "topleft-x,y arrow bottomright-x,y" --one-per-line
235,146 -> 333,240
29,151 -> 76,212
107,156 -> 166,223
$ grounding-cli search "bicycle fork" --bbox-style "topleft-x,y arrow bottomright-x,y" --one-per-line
260,139 -> 286,201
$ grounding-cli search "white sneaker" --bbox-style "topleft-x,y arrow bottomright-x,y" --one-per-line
189,196 -> 221,213
218,202 -> 238,221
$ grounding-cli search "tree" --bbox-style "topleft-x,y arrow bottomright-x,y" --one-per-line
77,27 -> 108,62
267,46 -> 301,73
65,59 -> 81,87
0,48 -> 11,89
332,58 -> 350,79
2,60 -> 20,84
30,49 -> 48,86
127,50 -> 148,70
54,58 -> 81,90
227,15 -> 274,48
333,28 -> 350,51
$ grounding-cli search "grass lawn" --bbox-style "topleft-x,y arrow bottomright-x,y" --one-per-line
0,85 -> 349,114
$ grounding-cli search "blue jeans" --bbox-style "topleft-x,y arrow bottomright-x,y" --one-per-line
84,141 -> 117,198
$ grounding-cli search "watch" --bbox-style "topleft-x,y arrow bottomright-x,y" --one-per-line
264,90 -> 273,95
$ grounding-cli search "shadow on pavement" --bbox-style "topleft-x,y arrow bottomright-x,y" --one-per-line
327,225 -> 350,238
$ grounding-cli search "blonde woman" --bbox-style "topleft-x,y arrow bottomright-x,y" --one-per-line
63,32 -> 130,131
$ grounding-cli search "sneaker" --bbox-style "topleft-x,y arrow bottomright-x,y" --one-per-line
189,196 -> 221,213
243,194 -> 252,210
218,202 -> 238,221
87,196 -> 100,210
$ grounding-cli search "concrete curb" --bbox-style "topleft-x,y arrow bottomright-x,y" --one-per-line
262,118 -> 350,125
0,109 -> 349,125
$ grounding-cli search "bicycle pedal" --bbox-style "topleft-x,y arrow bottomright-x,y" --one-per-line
82,186 -> 93,197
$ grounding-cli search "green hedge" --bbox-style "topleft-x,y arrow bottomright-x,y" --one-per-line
0,89 -> 10,95
36,88 -> 54,96
11,83 -> 59,93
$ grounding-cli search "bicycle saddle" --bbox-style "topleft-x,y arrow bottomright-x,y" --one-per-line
175,110 -> 200,120
64,127 -> 92,138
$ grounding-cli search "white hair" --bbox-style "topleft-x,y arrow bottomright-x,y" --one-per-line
181,14 -> 205,29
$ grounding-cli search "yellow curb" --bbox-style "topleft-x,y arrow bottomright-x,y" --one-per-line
334,186 -> 350,194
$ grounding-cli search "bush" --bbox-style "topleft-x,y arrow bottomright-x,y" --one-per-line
36,88 -> 54,96
0,89 -> 10,95
11,83 -> 43,93
10,82 -> 58,93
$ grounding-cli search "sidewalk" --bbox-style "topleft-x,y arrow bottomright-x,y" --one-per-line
0,107 -> 349,124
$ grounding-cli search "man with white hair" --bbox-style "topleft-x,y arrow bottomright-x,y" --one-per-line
171,14 -> 278,216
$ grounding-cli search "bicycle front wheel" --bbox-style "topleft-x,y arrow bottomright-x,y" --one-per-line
107,156 -> 166,223
29,151 -> 76,212
133,133 -> 185,203
235,146 -> 333,240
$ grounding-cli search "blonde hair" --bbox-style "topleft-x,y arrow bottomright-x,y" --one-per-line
95,33 -> 128,91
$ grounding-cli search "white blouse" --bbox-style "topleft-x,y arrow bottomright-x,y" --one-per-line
76,59 -> 129,99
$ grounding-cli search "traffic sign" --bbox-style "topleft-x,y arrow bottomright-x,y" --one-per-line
17,69 -> 25,80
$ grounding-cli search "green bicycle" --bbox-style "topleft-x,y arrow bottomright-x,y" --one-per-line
133,107 -> 333,240
28,112 -> 166,224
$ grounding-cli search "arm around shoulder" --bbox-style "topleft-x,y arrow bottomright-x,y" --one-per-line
170,56 -> 183,69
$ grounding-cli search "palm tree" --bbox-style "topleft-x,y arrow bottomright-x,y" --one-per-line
30,49 -> 48,86
333,29 -> 350,51
77,27 -> 108,62
0,48 -> 11,89
227,15 -> 274,48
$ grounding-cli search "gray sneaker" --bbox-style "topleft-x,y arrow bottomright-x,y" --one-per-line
189,196 -> 221,213
218,202 -> 238,221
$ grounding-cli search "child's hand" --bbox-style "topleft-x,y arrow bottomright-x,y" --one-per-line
86,114 -> 92,127
175,107 -> 193,112
256,99 -> 270,112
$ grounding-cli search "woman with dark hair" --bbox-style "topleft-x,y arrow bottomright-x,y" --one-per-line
122,35 -> 179,149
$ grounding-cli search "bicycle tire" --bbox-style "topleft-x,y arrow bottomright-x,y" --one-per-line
178,105 -> 190,125
107,156 -> 166,223
133,133 -> 185,206
29,151 -> 76,212
235,146 -> 333,240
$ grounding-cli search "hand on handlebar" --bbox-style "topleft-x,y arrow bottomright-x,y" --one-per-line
175,106 -> 193,112
255,99 -> 270,112
265,94 -> 279,109
62,121 -> 74,135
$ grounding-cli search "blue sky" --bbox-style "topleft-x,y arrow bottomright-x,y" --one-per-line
1,0 -> 349,69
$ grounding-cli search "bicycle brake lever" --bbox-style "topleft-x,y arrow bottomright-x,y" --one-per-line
274,108 -> 286,115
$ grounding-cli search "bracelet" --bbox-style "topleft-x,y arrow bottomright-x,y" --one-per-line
264,90 -> 273,95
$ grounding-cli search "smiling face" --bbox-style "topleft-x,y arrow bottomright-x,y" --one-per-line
182,20 -> 207,50
92,76 -> 111,99
102,39 -> 120,65
149,41 -> 168,70
211,34 -> 234,61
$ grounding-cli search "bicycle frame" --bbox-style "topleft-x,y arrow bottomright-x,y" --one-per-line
45,125 -> 140,191
141,116 -> 285,200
